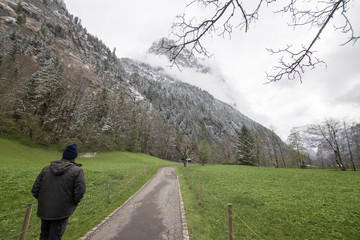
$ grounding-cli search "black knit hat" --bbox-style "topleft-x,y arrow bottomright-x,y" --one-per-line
62,144 -> 78,160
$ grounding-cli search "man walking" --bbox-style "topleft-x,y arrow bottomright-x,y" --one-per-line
32,144 -> 86,240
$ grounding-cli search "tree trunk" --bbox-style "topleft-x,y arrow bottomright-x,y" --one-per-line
344,122 -> 356,171
334,149 -> 346,171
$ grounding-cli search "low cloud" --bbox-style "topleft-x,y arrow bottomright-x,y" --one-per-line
337,81 -> 360,107
139,53 -> 254,111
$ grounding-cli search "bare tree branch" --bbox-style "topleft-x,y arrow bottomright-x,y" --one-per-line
266,0 -> 351,83
165,0 -> 272,67
166,0 -> 358,82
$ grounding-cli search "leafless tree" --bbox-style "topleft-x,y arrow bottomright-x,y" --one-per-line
343,121 -> 356,171
175,134 -> 196,166
351,123 -> 360,165
139,115 -> 177,160
166,0 -> 358,82
314,119 -> 346,170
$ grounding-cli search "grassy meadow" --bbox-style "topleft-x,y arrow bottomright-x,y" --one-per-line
0,138 -> 176,239
177,165 -> 360,240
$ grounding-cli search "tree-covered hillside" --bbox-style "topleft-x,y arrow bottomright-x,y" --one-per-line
0,0 -> 287,165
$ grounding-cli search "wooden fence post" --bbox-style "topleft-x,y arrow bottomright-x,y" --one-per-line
132,172 -> 135,185
190,173 -> 192,188
107,179 -> 112,203
20,203 -> 33,240
199,183 -> 202,204
228,203 -> 233,240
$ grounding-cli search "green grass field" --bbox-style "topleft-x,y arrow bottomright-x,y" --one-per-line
2,138 -> 360,240
177,165 -> 360,240
0,138 -> 176,239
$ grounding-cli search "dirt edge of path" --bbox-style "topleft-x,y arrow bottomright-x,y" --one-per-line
177,174 -> 190,240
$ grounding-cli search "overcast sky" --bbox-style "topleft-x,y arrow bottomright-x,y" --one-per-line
64,0 -> 360,140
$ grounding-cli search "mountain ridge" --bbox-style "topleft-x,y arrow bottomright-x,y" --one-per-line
0,0 -> 287,165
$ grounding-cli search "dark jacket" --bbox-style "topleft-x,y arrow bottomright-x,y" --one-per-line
32,159 -> 86,220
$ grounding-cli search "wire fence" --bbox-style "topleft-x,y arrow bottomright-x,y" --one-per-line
2,221 -> 41,240
0,207 -> 31,219
210,204 -> 236,240
0,202 -> 40,240
212,195 -> 264,240
179,166 -> 265,240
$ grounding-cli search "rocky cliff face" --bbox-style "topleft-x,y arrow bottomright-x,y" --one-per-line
0,0 -> 286,163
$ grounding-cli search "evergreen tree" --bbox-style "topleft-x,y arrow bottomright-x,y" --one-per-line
15,2 -> 26,26
236,125 -> 256,165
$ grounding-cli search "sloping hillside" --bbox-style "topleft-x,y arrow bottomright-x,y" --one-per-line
0,0 -> 286,164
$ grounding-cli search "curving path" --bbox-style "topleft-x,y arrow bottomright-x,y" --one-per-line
82,167 -> 185,240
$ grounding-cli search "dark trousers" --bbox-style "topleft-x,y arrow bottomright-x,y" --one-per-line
40,218 -> 69,240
